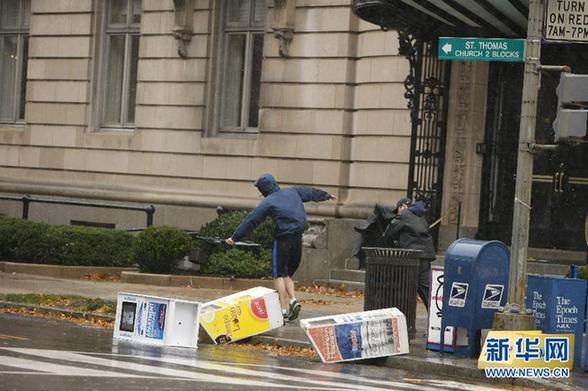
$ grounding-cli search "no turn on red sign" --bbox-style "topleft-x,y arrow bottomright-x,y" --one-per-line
545,0 -> 588,42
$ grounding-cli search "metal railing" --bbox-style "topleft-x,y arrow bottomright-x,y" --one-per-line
0,194 -> 155,227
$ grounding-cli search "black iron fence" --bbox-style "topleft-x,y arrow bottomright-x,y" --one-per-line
0,194 -> 155,227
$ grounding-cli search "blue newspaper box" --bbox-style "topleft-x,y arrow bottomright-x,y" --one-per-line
526,274 -> 586,368
441,239 -> 510,357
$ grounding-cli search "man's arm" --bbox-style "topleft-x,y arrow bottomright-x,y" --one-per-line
229,202 -> 271,243
293,187 -> 335,202
384,218 -> 404,241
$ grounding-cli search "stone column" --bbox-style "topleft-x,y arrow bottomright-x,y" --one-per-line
438,61 -> 489,251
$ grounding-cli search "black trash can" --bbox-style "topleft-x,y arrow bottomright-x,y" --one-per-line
362,247 -> 422,339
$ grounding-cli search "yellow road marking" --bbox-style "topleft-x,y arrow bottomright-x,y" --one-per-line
0,334 -> 29,341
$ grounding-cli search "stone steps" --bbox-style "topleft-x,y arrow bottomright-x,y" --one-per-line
319,257 -> 575,293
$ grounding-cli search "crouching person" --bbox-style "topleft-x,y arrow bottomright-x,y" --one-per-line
226,174 -> 336,322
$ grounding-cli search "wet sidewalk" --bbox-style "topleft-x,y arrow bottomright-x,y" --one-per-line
0,270 -> 586,390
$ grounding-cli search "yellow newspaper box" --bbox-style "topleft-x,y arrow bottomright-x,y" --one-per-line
199,287 -> 284,344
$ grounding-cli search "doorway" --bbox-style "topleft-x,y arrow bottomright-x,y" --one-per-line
479,43 -> 588,251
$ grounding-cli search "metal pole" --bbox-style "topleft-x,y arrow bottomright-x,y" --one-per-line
146,205 -> 155,226
21,195 -> 31,220
456,202 -> 461,240
493,0 -> 543,330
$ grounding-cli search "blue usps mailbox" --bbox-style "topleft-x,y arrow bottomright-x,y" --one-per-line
441,239 -> 510,357
526,274 -> 586,368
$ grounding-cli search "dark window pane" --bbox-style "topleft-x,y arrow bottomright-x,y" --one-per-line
109,0 -> 128,25
248,33 -> 264,128
22,0 -> 30,28
1,0 -> 20,29
253,0 -> 266,25
126,34 -> 139,124
0,35 -> 18,121
19,35 -> 28,120
227,0 -> 251,25
132,0 -> 141,25
222,34 -> 246,128
104,35 -> 125,124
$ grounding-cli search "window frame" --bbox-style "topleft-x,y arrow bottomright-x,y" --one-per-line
98,0 -> 141,131
211,0 -> 265,135
0,0 -> 30,125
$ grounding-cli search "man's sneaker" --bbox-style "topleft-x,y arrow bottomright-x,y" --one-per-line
287,300 -> 301,321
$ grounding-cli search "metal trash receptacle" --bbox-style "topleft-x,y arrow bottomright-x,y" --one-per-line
362,247 -> 422,339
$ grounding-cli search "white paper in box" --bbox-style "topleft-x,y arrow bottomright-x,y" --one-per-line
199,287 -> 283,344
426,266 -> 469,351
300,308 -> 409,363
113,292 -> 201,348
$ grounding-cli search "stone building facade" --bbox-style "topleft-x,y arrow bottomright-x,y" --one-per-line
0,0 -> 412,232
2,0 -> 583,279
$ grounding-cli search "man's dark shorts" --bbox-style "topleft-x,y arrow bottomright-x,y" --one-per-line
272,234 -> 302,278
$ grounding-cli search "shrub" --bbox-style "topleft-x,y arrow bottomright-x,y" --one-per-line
0,216 -> 134,266
578,265 -> 588,280
42,225 -> 134,266
201,248 -> 272,278
0,217 -> 48,261
133,225 -> 192,273
197,210 -> 275,247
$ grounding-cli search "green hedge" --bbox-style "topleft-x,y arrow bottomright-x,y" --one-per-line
195,210 -> 275,278
132,225 -> 192,273
0,216 -> 134,266
198,210 -> 275,247
201,248 -> 272,278
578,266 -> 588,280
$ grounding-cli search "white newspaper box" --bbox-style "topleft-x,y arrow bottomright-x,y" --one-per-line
199,287 -> 283,344
113,292 -> 201,348
426,266 -> 468,351
300,308 -> 409,363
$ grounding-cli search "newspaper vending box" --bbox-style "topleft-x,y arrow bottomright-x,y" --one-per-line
113,292 -> 201,348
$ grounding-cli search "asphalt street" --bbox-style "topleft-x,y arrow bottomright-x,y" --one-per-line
0,313 -> 511,391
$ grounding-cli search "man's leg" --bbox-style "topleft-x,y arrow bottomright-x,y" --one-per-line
284,276 -> 296,300
284,234 -> 303,321
417,259 -> 431,313
274,277 -> 289,313
273,239 -> 290,317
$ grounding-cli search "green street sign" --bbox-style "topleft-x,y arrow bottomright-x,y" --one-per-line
438,37 -> 526,62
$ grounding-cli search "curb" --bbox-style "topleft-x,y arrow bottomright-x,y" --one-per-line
0,301 -> 115,323
0,262 -> 275,291
120,271 -> 275,290
0,262 -> 137,279
0,302 -> 577,390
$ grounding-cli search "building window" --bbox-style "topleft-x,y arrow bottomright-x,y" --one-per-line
0,0 -> 29,124
102,0 -> 140,129
218,0 -> 265,132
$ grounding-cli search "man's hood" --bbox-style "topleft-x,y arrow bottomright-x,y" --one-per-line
254,174 -> 280,197
408,201 -> 427,217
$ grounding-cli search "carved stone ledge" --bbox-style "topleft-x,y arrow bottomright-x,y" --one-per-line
272,27 -> 293,57
302,218 -> 327,249
173,0 -> 194,58
272,0 -> 295,57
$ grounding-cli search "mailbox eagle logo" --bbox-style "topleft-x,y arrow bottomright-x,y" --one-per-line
448,282 -> 469,307
481,284 -> 504,309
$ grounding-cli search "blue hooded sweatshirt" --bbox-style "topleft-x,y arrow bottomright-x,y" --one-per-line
231,174 -> 331,242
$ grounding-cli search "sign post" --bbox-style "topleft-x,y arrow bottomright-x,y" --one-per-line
438,37 -> 526,62
492,0 -> 544,331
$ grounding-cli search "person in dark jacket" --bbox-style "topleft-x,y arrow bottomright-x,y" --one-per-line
384,197 -> 436,312
226,174 -> 336,321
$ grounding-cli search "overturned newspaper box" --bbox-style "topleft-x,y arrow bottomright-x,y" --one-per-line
300,308 -> 409,363
113,292 -> 201,348
199,287 -> 283,344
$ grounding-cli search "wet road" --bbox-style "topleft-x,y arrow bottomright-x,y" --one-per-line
0,313 -> 502,391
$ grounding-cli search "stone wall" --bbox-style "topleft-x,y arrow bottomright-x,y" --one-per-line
0,0 -> 411,230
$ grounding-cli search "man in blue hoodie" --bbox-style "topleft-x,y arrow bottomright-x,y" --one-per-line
226,174 -> 336,321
